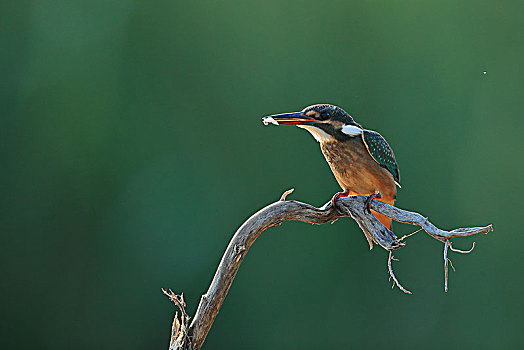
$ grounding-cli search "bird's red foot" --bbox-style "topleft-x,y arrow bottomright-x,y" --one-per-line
330,189 -> 350,208
365,192 -> 382,213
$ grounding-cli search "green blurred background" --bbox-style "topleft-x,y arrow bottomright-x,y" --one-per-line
1,0 -> 523,348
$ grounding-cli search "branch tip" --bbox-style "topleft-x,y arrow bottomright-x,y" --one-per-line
449,241 -> 476,254
280,188 -> 295,201
448,258 -> 456,272
162,289 -> 190,349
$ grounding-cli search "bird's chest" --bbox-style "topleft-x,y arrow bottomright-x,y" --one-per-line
321,138 -> 368,173
320,139 -> 390,195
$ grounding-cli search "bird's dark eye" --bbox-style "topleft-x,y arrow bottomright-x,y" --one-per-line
320,111 -> 330,120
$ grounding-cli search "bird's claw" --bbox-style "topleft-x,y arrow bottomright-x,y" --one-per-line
330,189 -> 350,212
365,192 -> 382,213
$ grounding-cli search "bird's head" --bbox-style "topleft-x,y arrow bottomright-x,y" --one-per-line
262,104 -> 363,143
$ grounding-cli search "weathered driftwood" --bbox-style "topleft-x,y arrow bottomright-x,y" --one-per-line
164,190 -> 492,350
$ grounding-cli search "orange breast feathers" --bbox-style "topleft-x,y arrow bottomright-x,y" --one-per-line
320,139 -> 397,230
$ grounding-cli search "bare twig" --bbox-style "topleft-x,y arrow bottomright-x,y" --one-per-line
444,241 -> 450,292
388,251 -> 412,294
399,227 -> 423,241
449,241 -> 476,253
165,190 -> 493,349
448,258 -> 456,272
368,200 -> 493,241
442,240 -> 476,292
162,289 -> 189,350
280,188 -> 295,201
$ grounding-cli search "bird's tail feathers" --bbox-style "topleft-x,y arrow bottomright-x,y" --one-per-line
371,210 -> 392,230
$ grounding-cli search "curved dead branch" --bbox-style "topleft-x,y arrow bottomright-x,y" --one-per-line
368,200 -> 493,241
164,189 -> 493,349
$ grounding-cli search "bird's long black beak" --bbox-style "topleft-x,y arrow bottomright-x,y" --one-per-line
262,112 -> 314,126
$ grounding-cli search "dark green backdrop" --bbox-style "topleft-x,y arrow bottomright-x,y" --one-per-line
1,0 -> 523,348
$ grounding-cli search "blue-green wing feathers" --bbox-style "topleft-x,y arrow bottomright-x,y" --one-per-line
361,130 -> 400,185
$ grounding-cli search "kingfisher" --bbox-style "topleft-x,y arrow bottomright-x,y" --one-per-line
262,104 -> 400,230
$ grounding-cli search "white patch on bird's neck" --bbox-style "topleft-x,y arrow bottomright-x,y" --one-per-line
297,125 -> 333,143
341,124 -> 363,136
